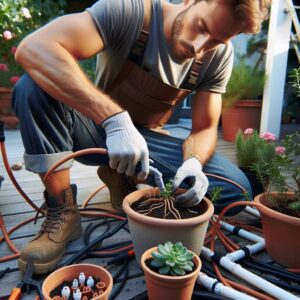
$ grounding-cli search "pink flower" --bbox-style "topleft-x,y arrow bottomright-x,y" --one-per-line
260,132 -> 276,141
3,30 -> 12,40
275,146 -> 286,155
244,128 -> 254,135
0,63 -> 8,71
10,47 -> 17,55
10,76 -> 20,85
21,8 -> 32,19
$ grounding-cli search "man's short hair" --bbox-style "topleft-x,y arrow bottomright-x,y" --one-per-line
195,0 -> 272,34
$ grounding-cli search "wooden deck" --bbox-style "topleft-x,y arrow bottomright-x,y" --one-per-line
0,124 -> 299,299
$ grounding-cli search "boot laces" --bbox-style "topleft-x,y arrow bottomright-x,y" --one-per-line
35,203 -> 72,235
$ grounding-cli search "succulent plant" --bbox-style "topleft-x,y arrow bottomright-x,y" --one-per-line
150,241 -> 194,276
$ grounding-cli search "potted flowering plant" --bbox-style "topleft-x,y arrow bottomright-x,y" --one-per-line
252,131 -> 300,268
235,128 -> 277,197
0,0 -> 66,127
140,241 -> 201,300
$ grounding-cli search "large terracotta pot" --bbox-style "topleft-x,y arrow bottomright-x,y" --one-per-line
0,87 -> 19,128
0,87 -> 13,113
254,193 -> 300,268
0,114 -> 19,129
141,246 -> 201,300
123,187 -> 214,265
42,264 -> 113,300
222,100 -> 262,142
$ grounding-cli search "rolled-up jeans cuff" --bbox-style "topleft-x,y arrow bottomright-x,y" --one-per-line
24,151 -> 74,173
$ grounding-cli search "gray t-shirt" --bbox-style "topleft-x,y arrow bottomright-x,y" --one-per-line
86,0 -> 233,93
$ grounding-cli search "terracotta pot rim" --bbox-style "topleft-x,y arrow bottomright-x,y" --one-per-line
123,187 -> 214,227
254,192 -> 300,224
140,246 -> 201,281
0,86 -> 12,92
234,100 -> 262,108
42,263 -> 113,298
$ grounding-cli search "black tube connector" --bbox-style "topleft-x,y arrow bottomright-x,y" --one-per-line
0,121 -> 5,142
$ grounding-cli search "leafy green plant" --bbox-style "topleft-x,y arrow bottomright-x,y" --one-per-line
289,67 -> 300,98
160,182 -> 173,200
223,59 -> 265,109
252,132 -> 300,214
0,0 -> 66,87
208,186 -> 223,204
235,128 -> 276,171
150,241 -> 194,276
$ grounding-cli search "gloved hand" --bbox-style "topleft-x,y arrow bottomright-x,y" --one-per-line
172,157 -> 209,207
102,111 -> 149,180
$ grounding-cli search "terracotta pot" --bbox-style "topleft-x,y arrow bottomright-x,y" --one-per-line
0,114 -> 19,129
222,100 -> 262,142
141,246 -> 201,300
123,187 -> 214,265
254,193 -> 300,268
42,263 -> 113,300
0,87 -> 13,113
0,87 -> 19,129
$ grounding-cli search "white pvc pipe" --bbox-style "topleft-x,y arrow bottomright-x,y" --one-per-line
220,221 -> 263,243
201,247 -> 299,300
244,206 -> 261,218
220,257 -> 299,300
227,241 -> 265,262
197,273 -> 258,300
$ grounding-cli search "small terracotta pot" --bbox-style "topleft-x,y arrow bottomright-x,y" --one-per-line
254,193 -> 300,268
141,247 -> 201,300
42,264 -> 113,300
123,187 -> 214,265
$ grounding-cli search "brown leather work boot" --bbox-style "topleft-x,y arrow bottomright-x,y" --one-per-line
97,165 -> 137,211
18,184 -> 82,274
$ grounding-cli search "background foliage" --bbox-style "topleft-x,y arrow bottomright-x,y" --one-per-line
0,0 -> 66,86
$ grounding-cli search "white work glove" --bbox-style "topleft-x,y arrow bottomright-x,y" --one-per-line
172,157 -> 209,207
102,111 -> 149,180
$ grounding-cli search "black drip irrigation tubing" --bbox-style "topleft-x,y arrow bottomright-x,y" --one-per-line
83,219 -> 110,245
57,220 -> 128,267
240,261 -> 300,293
201,253 -> 300,294
89,240 -> 132,253
127,289 -> 232,300
109,258 -> 130,300
241,259 -> 300,283
201,255 -> 300,294
248,256 -> 300,282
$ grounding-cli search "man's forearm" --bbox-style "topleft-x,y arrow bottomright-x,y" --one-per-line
15,38 -> 122,124
182,128 -> 217,165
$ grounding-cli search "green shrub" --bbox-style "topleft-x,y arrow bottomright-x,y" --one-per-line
223,60 -> 265,109
0,0 -> 66,87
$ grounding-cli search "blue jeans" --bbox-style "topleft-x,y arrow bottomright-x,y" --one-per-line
12,74 -> 251,215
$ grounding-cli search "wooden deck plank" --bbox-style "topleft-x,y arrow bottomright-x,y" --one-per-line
1,125 -> 300,299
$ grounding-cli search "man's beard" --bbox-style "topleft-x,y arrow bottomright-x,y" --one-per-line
170,10 -> 195,63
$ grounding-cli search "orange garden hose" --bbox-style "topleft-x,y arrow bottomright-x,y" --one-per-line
207,201 -> 277,300
0,142 -> 40,211
0,141 -> 295,299
81,184 -> 107,208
